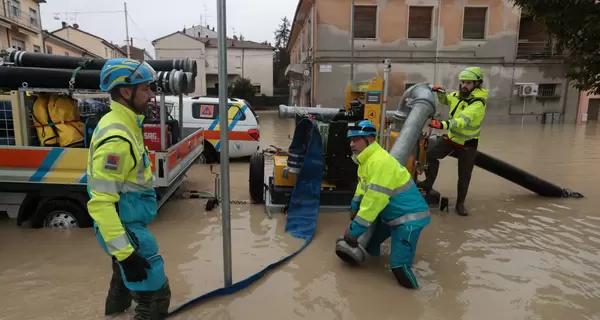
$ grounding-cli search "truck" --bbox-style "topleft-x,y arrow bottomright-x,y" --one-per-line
0,86 -> 204,229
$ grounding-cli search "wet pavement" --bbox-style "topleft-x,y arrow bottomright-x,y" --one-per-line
1,111 -> 599,320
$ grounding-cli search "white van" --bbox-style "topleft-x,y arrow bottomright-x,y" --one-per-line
163,96 -> 260,163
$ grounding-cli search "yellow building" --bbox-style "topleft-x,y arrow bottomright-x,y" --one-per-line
0,0 -> 45,52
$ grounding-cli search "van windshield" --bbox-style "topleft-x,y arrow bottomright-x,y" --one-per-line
243,100 -> 259,124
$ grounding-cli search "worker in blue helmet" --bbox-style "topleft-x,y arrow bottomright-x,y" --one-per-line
87,58 -> 171,318
343,119 -> 431,289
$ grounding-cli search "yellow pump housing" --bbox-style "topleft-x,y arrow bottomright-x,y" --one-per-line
272,76 -> 428,190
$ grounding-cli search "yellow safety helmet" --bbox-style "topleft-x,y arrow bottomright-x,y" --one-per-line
458,67 -> 483,82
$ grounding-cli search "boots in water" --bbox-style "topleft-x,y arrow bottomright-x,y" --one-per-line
105,260 -> 132,316
456,202 -> 469,216
130,280 -> 171,320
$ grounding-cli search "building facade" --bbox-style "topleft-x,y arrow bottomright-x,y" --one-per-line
286,0 -> 580,124
42,30 -> 101,58
52,24 -> 126,59
152,29 -> 275,97
0,0 -> 45,52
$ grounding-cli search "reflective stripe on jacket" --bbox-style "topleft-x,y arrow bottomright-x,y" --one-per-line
86,102 -> 157,261
446,88 -> 488,145
349,142 -> 431,238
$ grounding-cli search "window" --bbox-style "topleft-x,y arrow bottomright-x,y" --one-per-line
235,56 -> 241,69
11,39 -> 25,51
191,103 -> 246,120
9,0 -> 20,18
46,45 -> 52,54
538,84 -> 557,97
29,8 -> 37,26
33,45 -> 40,52
462,7 -> 487,40
407,6 -> 433,39
307,17 -> 313,49
253,84 -> 261,95
353,5 -> 377,39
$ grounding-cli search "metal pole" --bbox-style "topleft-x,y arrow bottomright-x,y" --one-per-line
379,59 -> 391,145
178,93 -> 184,139
159,93 -> 167,150
124,2 -> 130,58
350,0 -> 355,82
217,0 -> 233,287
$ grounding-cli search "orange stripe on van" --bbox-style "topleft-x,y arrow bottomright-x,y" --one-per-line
204,130 -> 256,141
0,148 -> 50,168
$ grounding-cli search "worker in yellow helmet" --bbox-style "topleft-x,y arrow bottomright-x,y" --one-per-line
87,58 -> 170,318
418,67 -> 488,216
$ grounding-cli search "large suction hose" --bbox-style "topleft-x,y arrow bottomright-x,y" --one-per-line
6,51 -> 198,77
278,105 -> 398,120
0,66 -> 191,95
335,83 -> 438,265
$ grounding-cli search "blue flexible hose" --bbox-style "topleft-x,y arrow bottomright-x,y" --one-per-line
168,118 -> 323,316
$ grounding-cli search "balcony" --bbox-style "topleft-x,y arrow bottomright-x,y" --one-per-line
516,40 -> 564,59
0,6 -> 41,37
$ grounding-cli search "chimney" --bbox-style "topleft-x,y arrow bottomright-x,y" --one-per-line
61,21 -> 67,28
207,24 -> 210,29
240,35 -> 244,41
212,27 -> 215,31
233,35 -> 238,40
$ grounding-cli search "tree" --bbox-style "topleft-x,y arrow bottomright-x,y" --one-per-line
273,17 -> 291,89
228,77 -> 255,101
511,0 -> 600,94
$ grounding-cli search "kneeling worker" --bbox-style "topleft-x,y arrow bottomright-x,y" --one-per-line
87,58 -> 170,319
418,67 -> 488,216
343,120 -> 431,289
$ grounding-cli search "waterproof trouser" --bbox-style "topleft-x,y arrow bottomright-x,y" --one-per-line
96,223 -> 171,319
366,220 -> 424,289
421,136 -> 477,205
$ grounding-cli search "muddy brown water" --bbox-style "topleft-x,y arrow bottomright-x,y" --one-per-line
1,111 -> 599,320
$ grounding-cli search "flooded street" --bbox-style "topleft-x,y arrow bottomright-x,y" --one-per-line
1,110 -> 600,320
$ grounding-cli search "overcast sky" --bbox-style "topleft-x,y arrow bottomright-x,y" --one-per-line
40,0 -> 296,57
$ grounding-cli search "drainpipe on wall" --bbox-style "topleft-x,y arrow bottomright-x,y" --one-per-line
559,76 -> 569,123
241,47 -> 244,78
310,0 -> 315,107
433,0 -> 442,84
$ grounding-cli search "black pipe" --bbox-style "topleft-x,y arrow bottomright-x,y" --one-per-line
0,66 -> 189,95
451,150 -> 584,198
7,51 -> 198,77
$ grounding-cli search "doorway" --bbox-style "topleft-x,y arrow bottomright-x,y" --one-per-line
588,98 -> 600,122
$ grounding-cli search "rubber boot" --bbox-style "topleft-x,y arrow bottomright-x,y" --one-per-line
455,202 -> 469,216
105,260 -> 132,316
130,280 -> 171,320
392,266 -> 419,289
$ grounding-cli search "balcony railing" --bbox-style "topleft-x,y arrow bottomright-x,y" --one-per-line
516,40 -> 564,59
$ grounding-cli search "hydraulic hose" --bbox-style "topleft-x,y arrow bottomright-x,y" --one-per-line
0,66 -> 190,95
7,51 -> 198,77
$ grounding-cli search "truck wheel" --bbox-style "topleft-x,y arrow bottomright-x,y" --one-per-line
198,141 -> 218,164
249,151 -> 265,204
33,199 -> 93,229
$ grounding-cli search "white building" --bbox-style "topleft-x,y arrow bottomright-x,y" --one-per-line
152,28 -> 275,97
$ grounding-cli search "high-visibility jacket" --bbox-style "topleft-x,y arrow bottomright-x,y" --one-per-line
348,142 -> 430,238
445,88 -> 488,146
86,101 -> 157,262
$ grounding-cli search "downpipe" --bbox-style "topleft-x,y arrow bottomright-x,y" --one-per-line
335,83 -> 438,265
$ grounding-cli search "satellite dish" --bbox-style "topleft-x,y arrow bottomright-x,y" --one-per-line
53,13 -> 59,20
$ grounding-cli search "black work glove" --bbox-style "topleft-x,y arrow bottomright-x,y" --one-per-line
349,209 -> 358,221
343,228 -> 359,248
119,251 -> 151,283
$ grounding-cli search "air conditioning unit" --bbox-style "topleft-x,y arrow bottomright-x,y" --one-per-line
517,83 -> 539,97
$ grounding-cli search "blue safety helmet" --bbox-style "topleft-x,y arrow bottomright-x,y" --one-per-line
99,58 -> 157,92
347,120 -> 377,138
